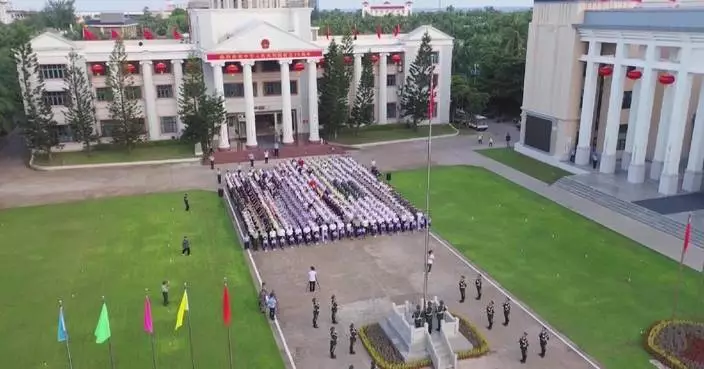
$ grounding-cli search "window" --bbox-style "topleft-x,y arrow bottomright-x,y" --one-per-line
432,74 -> 439,88
260,61 -> 279,72
386,103 -> 397,118
290,81 -> 298,95
95,87 -> 113,101
125,86 -> 142,100
99,120 -> 119,137
430,52 -> 439,64
386,74 -> 396,87
43,91 -> 68,106
160,116 -> 178,134
39,64 -> 66,80
224,83 -> 244,98
156,85 -> 174,99
263,81 -> 282,96
622,90 -> 632,109
51,125 -> 75,143
432,103 -> 438,118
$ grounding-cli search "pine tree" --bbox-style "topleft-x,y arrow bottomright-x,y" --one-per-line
317,35 -> 354,139
400,31 -> 434,129
106,37 -> 143,151
13,41 -> 58,157
178,55 -> 226,156
63,51 -> 98,152
349,52 -> 375,133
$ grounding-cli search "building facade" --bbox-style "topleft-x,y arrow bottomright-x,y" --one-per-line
25,1 -> 452,151
361,1 -> 413,17
520,0 -> 704,195
0,0 -> 36,24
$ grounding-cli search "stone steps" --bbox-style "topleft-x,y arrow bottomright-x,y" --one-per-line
379,318 -> 410,356
430,332 -> 455,369
553,177 -> 704,248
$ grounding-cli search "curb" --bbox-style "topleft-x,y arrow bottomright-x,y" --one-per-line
29,153 -> 200,171
333,125 -> 460,149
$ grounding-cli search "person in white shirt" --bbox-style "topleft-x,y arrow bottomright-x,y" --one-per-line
308,266 -> 319,292
426,250 -> 435,273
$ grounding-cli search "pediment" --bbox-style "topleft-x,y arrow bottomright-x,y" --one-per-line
214,21 -> 322,52
402,25 -> 453,42
31,32 -> 76,51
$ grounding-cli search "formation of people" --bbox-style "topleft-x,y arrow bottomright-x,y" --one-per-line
225,156 -> 430,250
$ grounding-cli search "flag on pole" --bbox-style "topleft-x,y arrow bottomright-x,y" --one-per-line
144,296 -> 154,334
352,25 -> 359,40
376,24 -> 382,39
82,26 -> 96,40
428,75 -> 436,119
57,306 -> 68,342
175,290 -> 189,330
325,25 -> 331,40
143,28 -> 154,40
683,214 -> 692,255
223,285 -> 231,326
172,28 -> 182,40
94,303 -> 112,344
110,29 -> 120,40
393,24 -> 401,37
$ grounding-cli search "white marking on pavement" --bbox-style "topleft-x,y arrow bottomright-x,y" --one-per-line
430,232 -> 602,369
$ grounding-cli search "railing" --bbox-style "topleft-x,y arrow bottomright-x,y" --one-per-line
424,330 -> 440,369
439,327 -> 458,368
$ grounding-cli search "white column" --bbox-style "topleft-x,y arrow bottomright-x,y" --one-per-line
575,41 -> 601,166
353,53 -> 363,92
649,83 -> 675,180
683,83 -> 704,192
140,61 -> 160,141
243,61 -> 257,147
307,59 -> 320,142
172,59 -> 185,135
628,44 -> 658,184
279,59 -> 294,144
237,0 -> 242,7
621,78 -> 641,170
659,68 -> 693,195
600,44 -> 626,174
378,53 -> 388,124
212,62 -> 230,150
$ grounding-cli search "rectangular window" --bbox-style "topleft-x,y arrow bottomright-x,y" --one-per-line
51,125 -> 75,143
156,84 -> 174,99
386,103 -> 397,118
42,91 -> 68,106
432,74 -> 439,88
125,86 -> 142,100
260,61 -> 279,72
430,52 -> 439,64
224,83 -> 244,98
39,64 -> 67,80
386,74 -> 396,87
290,81 -> 298,95
432,102 -> 438,118
95,87 -> 113,102
160,116 -> 178,134
622,90 -> 632,109
263,81 -> 282,96
99,120 -> 119,137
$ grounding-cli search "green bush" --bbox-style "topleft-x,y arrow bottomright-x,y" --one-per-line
453,312 -> 491,359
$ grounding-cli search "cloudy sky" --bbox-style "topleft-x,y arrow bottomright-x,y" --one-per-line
18,0 -> 533,12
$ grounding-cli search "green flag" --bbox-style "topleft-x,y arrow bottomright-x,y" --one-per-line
94,302 -> 111,344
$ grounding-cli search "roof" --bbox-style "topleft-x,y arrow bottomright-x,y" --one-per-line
576,8 -> 704,33
213,20 -> 323,52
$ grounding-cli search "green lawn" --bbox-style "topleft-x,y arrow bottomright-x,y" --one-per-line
335,123 -> 456,145
478,148 -> 571,184
0,191 -> 283,369
393,166 -> 703,369
34,141 -> 195,166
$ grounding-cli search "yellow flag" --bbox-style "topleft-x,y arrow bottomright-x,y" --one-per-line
175,290 -> 189,330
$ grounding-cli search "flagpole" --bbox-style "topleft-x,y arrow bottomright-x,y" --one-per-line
671,213 -> 692,320
185,283 -> 196,369
59,300 -> 74,369
146,290 -> 157,369
103,296 -> 116,369
422,66 -> 435,306
224,278 -> 234,369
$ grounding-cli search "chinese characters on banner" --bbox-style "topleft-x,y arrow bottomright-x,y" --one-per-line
206,50 -> 324,61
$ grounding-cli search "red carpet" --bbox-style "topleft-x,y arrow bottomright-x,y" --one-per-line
212,141 -> 348,164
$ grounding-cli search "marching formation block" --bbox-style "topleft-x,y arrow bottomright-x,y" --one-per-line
225,156 -> 430,250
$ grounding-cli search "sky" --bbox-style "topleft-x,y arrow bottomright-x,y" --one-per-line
17,0 -> 533,12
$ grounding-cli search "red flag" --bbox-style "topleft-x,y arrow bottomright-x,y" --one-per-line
110,29 -> 120,40
325,25 -> 331,40
393,24 -> 400,37
143,28 -> 154,40
353,25 -> 359,40
683,214 -> 692,255
376,24 -> 382,39
428,76 -> 436,119
172,28 -> 182,40
222,285 -> 231,326
82,26 -> 96,40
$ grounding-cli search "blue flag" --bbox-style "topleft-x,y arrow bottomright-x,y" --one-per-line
57,306 -> 68,342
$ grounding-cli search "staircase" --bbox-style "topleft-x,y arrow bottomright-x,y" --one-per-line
553,177 -> 704,248
429,331 -> 456,369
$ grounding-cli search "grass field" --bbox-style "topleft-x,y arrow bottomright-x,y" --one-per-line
477,148 -> 571,184
393,166 -> 703,369
34,141 -> 195,166
335,123 -> 456,145
0,191 -> 284,369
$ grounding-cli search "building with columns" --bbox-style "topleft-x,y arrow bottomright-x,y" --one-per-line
24,0 -> 452,151
361,1 -> 413,18
519,0 -> 704,195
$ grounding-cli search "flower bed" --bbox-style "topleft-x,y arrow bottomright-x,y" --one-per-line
359,323 -> 431,369
644,320 -> 704,369
454,312 -> 491,359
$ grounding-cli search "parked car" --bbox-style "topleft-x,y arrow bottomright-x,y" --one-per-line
468,115 -> 489,131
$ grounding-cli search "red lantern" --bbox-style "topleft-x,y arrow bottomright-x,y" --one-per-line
598,65 -> 613,77
155,62 -> 167,74
125,63 -> 136,74
659,73 -> 675,85
370,54 -> 379,64
317,58 -> 325,68
91,63 -> 104,75
293,61 -> 305,72
225,64 -> 239,75
626,69 -> 642,80
344,55 -> 353,65
391,53 -> 402,64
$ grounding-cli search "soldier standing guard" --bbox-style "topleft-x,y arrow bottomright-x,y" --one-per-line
503,298 -> 511,326
183,193 -> 190,212
349,323 -> 358,354
435,300 -> 447,331
424,301 -> 434,334
258,283 -> 268,313
331,295 -> 339,324
458,275 -> 467,303
475,274 -> 483,300
412,304 -> 423,328
216,168 -> 222,184
519,332 -> 529,363
486,300 -> 495,330
538,327 -> 550,358
329,327 -> 338,359
312,298 -> 320,328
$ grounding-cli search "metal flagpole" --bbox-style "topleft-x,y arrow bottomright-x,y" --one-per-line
185,283 -> 196,369
225,279 -> 234,369
422,67 -> 435,306
59,300 -> 74,369
103,296 -> 116,369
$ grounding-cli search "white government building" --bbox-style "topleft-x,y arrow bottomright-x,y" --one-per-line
24,0 -> 452,151
520,0 -> 704,195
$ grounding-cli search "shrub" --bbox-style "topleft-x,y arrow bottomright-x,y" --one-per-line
453,312 -> 490,359
359,324 -> 431,369
644,320 -> 704,369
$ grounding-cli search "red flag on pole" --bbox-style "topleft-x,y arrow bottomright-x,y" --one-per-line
683,214 -> 692,255
428,76 -> 436,119
110,29 -> 120,40
393,24 -> 401,37
325,25 -> 331,40
222,285 -> 231,326
172,28 -> 182,40
353,25 -> 359,40
376,24 -> 382,39
143,28 -> 154,40
83,26 -> 96,40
